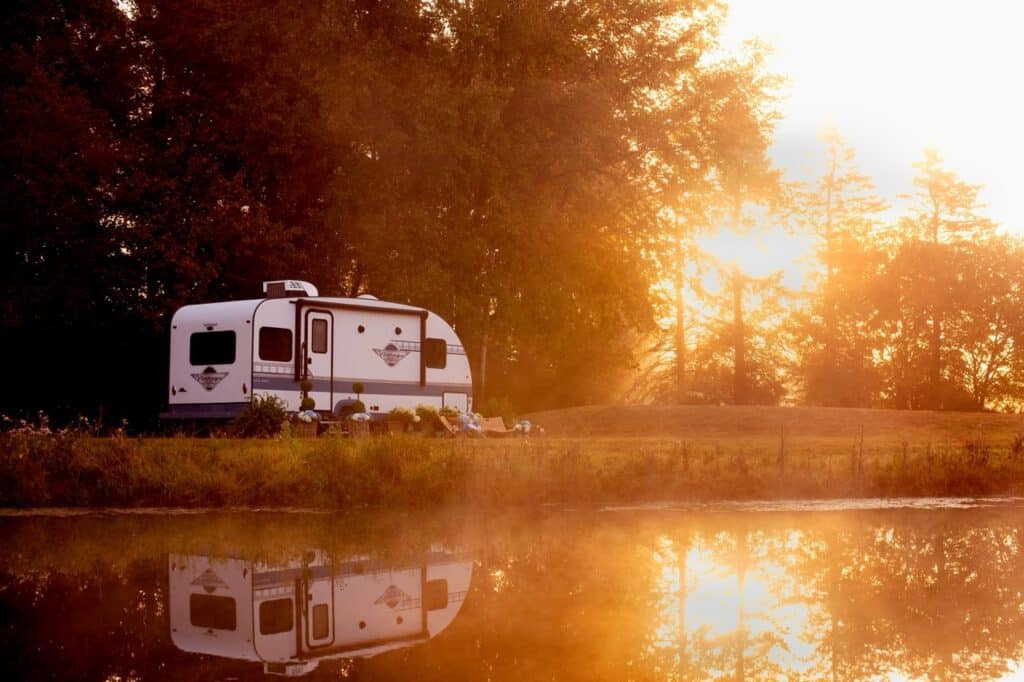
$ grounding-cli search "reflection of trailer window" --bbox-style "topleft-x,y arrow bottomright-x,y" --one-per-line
259,599 -> 294,635
189,331 -> 236,365
190,594 -> 237,630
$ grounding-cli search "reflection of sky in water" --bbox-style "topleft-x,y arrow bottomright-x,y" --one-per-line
2,505 -> 1024,680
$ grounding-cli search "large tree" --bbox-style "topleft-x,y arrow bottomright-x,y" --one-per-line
790,130 -> 888,407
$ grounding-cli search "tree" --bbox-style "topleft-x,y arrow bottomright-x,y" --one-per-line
790,130 -> 888,406
881,149 -> 998,409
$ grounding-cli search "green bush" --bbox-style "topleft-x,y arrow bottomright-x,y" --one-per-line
232,395 -> 287,438
389,406 -> 416,424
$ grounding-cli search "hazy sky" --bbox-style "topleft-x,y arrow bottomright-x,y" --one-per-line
700,0 -> 1024,284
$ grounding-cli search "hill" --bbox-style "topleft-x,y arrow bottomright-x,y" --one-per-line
527,404 -> 1024,448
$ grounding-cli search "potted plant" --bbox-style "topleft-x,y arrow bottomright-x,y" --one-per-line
415,404 -> 439,434
387,406 -> 416,434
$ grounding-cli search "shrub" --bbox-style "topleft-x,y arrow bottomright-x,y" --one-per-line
232,395 -> 287,438
389,406 -> 416,424
439,405 -> 460,419
415,404 -> 439,426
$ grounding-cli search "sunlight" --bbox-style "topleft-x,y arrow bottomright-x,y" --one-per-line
722,0 -> 1024,233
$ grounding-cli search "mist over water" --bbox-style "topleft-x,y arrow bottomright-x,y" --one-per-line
1,503 -> 1022,680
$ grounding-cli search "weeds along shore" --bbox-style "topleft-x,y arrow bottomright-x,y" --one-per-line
3,428 -> 1024,508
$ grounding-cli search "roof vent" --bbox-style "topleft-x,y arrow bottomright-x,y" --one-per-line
262,280 -> 319,299
356,293 -> 379,300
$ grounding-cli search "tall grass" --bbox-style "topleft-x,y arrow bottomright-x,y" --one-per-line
3,427 -> 1024,508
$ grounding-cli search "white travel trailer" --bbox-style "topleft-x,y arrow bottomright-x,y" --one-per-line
169,549 -> 472,677
163,280 -> 472,420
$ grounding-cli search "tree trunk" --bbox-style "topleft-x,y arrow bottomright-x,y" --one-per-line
675,233 -> 687,404
732,265 -> 747,405
929,314 -> 942,409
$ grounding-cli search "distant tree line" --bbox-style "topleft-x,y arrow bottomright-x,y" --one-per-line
644,131 -> 1024,412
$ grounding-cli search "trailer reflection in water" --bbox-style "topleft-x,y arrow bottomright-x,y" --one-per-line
169,549 -> 472,677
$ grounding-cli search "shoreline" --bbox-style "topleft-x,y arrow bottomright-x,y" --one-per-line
3,429 -> 1024,509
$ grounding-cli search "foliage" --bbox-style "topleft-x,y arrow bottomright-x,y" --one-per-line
0,0 -> 784,424
388,406 -> 415,424
414,404 -> 438,422
231,395 -> 287,438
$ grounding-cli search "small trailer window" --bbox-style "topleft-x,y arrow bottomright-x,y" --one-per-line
259,327 -> 292,362
259,598 -> 294,635
190,594 -> 236,631
423,338 -> 447,369
190,331 -> 236,366
312,604 -> 329,639
423,579 -> 449,611
311,319 -> 328,354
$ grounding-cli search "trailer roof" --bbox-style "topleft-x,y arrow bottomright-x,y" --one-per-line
172,296 -> 429,327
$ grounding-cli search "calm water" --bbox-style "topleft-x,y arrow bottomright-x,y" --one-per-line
1,499 -> 1023,681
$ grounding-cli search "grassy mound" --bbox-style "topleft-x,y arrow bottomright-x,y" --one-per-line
528,404 -> 1024,444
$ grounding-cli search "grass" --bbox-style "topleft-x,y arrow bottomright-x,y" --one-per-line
2,405 -> 1024,508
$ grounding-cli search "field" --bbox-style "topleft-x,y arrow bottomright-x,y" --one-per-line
2,405 -> 1024,508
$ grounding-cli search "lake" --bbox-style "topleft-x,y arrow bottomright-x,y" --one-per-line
1,499 -> 1022,680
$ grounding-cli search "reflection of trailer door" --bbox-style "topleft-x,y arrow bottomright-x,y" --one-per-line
304,311 -> 333,412
302,573 -> 335,650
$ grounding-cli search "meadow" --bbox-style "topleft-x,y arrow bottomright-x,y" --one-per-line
2,406 -> 1024,508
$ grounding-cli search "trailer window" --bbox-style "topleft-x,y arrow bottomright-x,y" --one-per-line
190,594 -> 237,631
259,598 -> 294,635
423,579 -> 449,611
312,604 -> 329,639
423,338 -> 447,369
190,331 -> 236,366
311,319 -> 328,354
258,327 -> 292,362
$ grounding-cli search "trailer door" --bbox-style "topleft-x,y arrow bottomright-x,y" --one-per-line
304,311 -> 333,412
302,573 -> 335,651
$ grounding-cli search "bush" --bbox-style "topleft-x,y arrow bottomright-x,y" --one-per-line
439,405 -> 460,419
232,395 -> 287,438
389,406 -> 416,424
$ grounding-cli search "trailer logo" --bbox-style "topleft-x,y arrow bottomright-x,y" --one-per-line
373,343 -> 410,367
374,585 -> 413,609
192,366 -> 229,391
191,568 -> 228,594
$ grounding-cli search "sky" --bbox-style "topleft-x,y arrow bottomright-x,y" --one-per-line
700,0 -> 1024,284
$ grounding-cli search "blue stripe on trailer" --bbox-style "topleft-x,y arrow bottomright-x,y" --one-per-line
160,402 -> 250,419
252,374 -> 472,397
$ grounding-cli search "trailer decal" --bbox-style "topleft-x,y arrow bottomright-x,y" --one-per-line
191,568 -> 229,593
373,343 -> 411,367
192,367 -> 229,391
374,585 -> 416,610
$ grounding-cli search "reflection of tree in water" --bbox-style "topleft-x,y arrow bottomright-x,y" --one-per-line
537,512 -> 1024,682
2,511 -> 1024,680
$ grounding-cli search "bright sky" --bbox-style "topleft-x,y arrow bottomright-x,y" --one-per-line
701,0 -> 1024,284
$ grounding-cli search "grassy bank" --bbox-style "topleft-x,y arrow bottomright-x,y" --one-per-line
3,405 -> 1024,507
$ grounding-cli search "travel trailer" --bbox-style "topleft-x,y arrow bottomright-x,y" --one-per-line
162,280 -> 473,420
169,548 -> 472,677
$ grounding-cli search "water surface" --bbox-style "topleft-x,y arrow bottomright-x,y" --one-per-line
1,499 -> 1023,680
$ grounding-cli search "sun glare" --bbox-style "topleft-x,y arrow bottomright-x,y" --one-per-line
722,0 -> 1024,237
